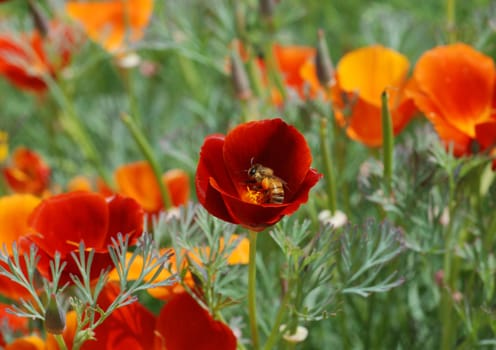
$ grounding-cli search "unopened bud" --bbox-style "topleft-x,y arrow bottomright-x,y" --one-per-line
28,0 -> 49,37
259,0 -> 276,19
45,294 -> 66,334
316,30 -> 335,88
230,51 -> 252,100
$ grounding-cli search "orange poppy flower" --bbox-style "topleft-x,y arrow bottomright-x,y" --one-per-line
0,22 -> 76,92
407,43 -> 496,156
0,194 -> 41,300
107,234 -> 249,301
2,147 -> 51,196
331,45 -> 416,147
154,292 -> 237,350
114,161 -> 190,214
66,0 -> 153,52
4,336 -> 45,350
46,283 -> 156,350
0,131 -> 8,163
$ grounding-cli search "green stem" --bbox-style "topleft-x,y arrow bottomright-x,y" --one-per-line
446,0 -> 456,43
121,67 -> 142,127
381,91 -> 394,195
45,76 -> 112,186
319,117 -> 337,213
263,290 -> 291,350
248,230 -> 260,350
440,174 -> 457,350
54,334 -> 68,350
121,113 -> 172,210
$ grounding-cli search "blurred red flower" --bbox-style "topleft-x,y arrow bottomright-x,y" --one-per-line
0,22 -> 77,92
154,292 -> 237,350
330,45 -> 416,146
196,118 -> 321,231
0,303 -> 29,347
24,191 -> 143,284
2,147 -> 50,197
407,43 -> 496,156
0,194 -> 41,300
114,161 -> 190,214
46,283 -> 156,350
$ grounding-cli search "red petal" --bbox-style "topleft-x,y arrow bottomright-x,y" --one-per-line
28,192 -> 109,257
223,118 -> 312,200
196,135 -> 238,223
281,168 -> 322,217
475,120 -> 496,150
105,195 -> 144,247
83,283 -> 157,350
154,292 -> 236,350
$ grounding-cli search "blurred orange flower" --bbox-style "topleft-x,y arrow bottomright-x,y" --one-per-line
154,292 -> 237,350
0,22 -> 77,92
66,0 -> 153,52
2,147 -> 50,196
115,161 -> 190,214
331,45 -> 416,146
0,194 -> 40,300
407,43 -> 496,156
272,44 -> 319,102
4,336 -> 45,350
108,234 -> 249,301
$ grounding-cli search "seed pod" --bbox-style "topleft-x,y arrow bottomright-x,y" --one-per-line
45,294 -> 66,335
316,30 -> 335,88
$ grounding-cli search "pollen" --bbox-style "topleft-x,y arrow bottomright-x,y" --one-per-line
243,186 -> 265,205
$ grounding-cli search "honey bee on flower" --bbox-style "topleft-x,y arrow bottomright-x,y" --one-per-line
246,160 -> 285,204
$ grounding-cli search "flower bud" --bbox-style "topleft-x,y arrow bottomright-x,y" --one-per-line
45,294 -> 66,334
315,30 -> 335,88
259,0 -> 276,19
27,0 -> 49,37
230,51 -> 252,100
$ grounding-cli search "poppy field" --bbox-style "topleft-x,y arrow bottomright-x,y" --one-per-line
1,0 -> 496,349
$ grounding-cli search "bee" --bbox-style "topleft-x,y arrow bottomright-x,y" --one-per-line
247,162 -> 285,204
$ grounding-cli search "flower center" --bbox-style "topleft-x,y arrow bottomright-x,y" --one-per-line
242,185 -> 266,205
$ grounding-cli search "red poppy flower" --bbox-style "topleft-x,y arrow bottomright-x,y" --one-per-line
24,191 -> 143,284
66,0 -> 153,53
331,45 -> 416,146
2,147 -> 50,196
0,194 -> 41,300
407,43 -> 496,156
154,292 -> 236,350
114,161 -> 190,214
196,118 -> 321,231
0,22 -> 77,92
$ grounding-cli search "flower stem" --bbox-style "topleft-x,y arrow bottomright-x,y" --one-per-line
121,113 -> 172,210
446,0 -> 456,43
45,77 -> 112,186
263,290 -> 291,350
248,230 -> 260,349
381,91 -> 394,195
319,117 -> 337,213
54,334 -> 68,350
440,172 -> 457,350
